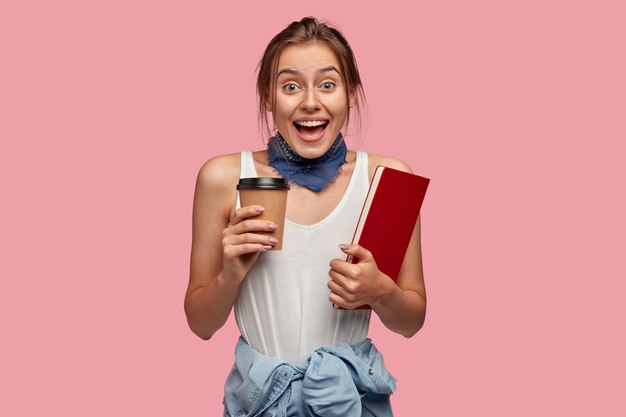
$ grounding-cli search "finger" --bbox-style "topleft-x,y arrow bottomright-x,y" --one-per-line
229,205 -> 266,226
339,243 -> 373,263
328,270 -> 350,291
329,259 -> 361,280
329,258 -> 358,276
327,278 -> 354,297
329,257 -> 346,271
224,232 -> 279,247
328,291 -> 355,310
229,219 -> 279,236
223,243 -> 271,259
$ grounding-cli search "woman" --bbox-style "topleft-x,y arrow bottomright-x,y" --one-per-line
185,17 -> 426,416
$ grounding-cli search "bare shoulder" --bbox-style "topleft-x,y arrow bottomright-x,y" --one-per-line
194,153 -> 242,221
366,153 -> 413,180
196,153 -> 241,191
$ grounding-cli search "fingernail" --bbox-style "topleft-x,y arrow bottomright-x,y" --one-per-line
263,245 -> 273,250
269,238 -> 279,244
255,207 -> 265,212
339,244 -> 349,249
268,223 -> 278,230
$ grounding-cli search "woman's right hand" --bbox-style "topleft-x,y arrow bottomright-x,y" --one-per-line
221,205 -> 279,282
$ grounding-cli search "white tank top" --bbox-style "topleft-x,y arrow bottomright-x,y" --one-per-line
234,150 -> 372,363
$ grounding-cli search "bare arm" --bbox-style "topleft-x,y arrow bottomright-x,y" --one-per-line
369,212 -> 426,337
184,155 -> 279,340
328,157 -> 427,337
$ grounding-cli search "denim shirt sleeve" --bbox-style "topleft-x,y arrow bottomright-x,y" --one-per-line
223,337 -> 397,417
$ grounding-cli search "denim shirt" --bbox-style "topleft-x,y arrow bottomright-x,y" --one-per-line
223,337 -> 397,417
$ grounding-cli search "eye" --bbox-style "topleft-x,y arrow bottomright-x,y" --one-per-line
321,82 -> 336,89
283,83 -> 298,92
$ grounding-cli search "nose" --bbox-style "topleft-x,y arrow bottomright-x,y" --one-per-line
300,88 -> 320,112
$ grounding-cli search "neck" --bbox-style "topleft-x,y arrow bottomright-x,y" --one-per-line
266,132 -> 347,193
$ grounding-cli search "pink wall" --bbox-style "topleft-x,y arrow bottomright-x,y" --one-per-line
2,0 -> 625,415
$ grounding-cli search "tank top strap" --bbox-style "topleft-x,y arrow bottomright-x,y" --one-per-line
354,150 -> 370,192
240,150 -> 257,178
236,151 -> 257,210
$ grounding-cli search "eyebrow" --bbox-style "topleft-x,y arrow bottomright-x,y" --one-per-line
277,66 -> 341,77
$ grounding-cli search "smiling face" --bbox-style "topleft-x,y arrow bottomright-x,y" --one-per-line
271,43 -> 353,159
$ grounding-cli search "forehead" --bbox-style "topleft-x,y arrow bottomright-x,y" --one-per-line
277,43 -> 341,74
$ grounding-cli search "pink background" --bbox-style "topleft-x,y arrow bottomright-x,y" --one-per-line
2,0 -> 625,415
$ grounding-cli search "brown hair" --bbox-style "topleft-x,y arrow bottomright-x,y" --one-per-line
256,17 -> 367,143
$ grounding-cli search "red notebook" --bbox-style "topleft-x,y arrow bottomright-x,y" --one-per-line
346,165 -> 430,309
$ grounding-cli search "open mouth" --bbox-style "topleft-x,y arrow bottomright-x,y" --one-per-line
293,120 -> 329,138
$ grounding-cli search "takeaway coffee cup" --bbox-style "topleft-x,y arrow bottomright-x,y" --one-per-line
237,177 -> 290,250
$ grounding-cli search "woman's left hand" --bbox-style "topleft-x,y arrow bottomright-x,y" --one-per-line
328,244 -> 394,309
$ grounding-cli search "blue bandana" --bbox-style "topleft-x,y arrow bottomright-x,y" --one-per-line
267,132 -> 347,192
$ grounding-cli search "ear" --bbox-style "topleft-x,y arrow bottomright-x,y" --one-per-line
263,88 -> 273,112
348,89 -> 357,108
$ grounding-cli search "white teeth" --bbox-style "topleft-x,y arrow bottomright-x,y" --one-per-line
295,120 -> 327,127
